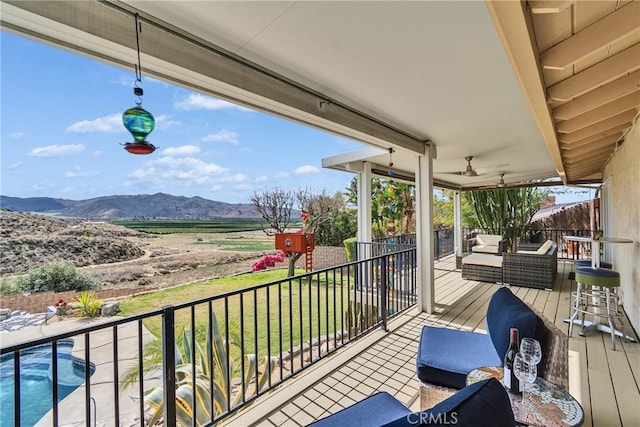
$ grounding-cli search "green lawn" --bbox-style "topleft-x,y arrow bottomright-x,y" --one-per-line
119,269 -> 351,360
196,237 -> 274,252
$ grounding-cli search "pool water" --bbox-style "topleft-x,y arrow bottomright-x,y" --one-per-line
0,340 -> 95,427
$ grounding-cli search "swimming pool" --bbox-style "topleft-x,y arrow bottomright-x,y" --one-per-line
0,340 -> 95,427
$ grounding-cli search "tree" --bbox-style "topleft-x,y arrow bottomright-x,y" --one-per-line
251,187 -> 344,276
463,187 -> 544,250
250,187 -> 295,236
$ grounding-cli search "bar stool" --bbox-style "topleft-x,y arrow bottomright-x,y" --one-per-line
568,267 -> 622,349
573,259 -> 612,269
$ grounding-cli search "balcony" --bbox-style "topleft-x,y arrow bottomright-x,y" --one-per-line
2,252 -> 637,426
223,255 -> 639,427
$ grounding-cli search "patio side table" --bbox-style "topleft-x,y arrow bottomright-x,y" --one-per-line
466,366 -> 584,427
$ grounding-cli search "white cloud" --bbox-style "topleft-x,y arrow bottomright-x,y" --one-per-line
294,165 -> 319,175
65,166 -> 98,178
91,150 -> 103,158
66,113 -> 123,133
66,112 -> 176,134
155,114 -> 181,130
234,183 -> 254,191
174,94 -> 252,112
129,156 -> 229,186
5,162 -> 22,170
31,183 -> 49,192
162,145 -> 201,156
9,132 -> 25,139
201,129 -> 239,145
28,144 -> 85,157
255,175 -> 268,183
275,171 -> 290,179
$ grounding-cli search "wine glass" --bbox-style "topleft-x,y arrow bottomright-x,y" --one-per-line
513,352 -> 537,411
520,338 -> 542,365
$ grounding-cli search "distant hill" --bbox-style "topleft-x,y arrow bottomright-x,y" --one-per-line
0,193 -> 261,220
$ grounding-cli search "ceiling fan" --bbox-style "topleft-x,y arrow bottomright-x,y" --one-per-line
445,156 -> 482,177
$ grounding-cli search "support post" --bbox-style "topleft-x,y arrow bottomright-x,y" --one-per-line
415,148 -> 435,313
454,191 -> 463,256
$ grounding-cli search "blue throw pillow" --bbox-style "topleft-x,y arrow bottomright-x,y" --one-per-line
383,378 -> 514,426
486,287 -> 547,362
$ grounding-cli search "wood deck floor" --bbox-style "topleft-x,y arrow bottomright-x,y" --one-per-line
224,255 -> 640,427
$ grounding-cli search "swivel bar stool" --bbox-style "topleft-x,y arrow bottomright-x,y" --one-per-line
568,266 -> 622,350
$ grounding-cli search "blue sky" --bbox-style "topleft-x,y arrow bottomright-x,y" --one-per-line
1,32 -> 589,205
1,32 -> 362,204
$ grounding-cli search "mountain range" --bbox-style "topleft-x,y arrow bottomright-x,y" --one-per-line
0,193 -> 261,220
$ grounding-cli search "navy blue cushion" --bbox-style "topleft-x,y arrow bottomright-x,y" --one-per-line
383,378 -> 514,427
486,287 -> 547,363
574,259 -> 612,269
308,391 -> 411,427
416,326 -> 502,389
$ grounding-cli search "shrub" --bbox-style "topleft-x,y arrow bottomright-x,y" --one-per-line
0,277 -> 20,295
343,237 -> 357,262
74,292 -> 102,317
16,263 -> 98,293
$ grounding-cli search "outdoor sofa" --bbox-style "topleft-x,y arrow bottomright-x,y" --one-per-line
416,287 -> 568,409
467,234 -> 509,254
461,240 -> 558,289
309,378 -> 514,427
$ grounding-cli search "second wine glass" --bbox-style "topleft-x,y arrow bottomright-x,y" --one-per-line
513,352 -> 537,411
520,338 -> 542,365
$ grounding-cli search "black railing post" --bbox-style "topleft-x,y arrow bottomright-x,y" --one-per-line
380,256 -> 388,332
162,306 -> 177,426
435,230 -> 441,261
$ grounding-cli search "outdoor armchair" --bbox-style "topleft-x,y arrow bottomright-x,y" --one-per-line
502,241 -> 558,290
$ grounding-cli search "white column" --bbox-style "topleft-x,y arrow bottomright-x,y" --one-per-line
454,191 -> 463,256
415,149 -> 435,313
357,162 -> 372,244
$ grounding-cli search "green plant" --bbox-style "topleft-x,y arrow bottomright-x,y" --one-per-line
54,299 -> 68,319
74,292 -> 102,317
0,277 -> 19,295
120,311 -> 276,426
16,263 -> 98,293
464,188 -> 544,250
343,237 -> 357,262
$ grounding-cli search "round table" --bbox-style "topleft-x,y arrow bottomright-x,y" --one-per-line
467,366 -> 584,427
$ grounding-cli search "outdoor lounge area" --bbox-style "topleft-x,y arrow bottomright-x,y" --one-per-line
1,1 -> 639,426
223,255 -> 639,427
460,241 -> 559,289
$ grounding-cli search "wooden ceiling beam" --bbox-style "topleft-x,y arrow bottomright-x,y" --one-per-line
553,70 -> 640,120
548,44 -> 640,102
559,126 -> 626,149
560,133 -> 621,152
558,109 -> 637,144
540,1 -> 640,70
564,148 -> 615,164
567,158 -> 609,172
556,92 -> 640,133
529,1 -> 574,14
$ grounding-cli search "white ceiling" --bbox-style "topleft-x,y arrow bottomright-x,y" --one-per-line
1,0 -> 560,188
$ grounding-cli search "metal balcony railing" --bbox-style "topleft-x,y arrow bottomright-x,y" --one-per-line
0,249 -> 417,426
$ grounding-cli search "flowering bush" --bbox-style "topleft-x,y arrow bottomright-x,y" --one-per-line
54,299 -> 68,318
252,251 -> 286,272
